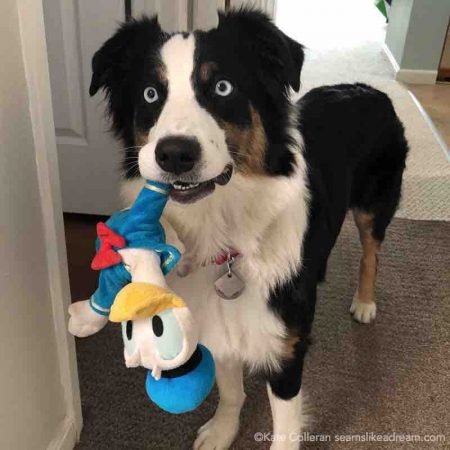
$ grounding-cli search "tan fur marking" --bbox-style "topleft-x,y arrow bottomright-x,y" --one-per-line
353,210 -> 381,304
156,64 -> 167,84
219,107 -> 267,175
199,62 -> 216,82
135,132 -> 148,147
284,334 -> 300,360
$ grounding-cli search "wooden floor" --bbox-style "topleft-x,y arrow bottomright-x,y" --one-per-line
408,83 -> 450,149
64,213 -> 107,302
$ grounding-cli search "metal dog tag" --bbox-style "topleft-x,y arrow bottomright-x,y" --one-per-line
214,270 -> 245,300
214,252 -> 245,300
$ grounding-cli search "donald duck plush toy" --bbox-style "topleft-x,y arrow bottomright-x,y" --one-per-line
68,180 -> 215,414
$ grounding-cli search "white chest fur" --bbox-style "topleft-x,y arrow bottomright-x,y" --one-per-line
121,156 -> 308,370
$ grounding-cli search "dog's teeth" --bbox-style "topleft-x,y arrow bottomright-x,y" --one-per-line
172,182 -> 200,191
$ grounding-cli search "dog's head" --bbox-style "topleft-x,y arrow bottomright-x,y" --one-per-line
90,10 -> 304,204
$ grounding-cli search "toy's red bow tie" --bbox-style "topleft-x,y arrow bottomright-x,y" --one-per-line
91,222 -> 126,270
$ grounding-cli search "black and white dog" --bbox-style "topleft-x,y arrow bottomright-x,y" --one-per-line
88,9 -> 408,449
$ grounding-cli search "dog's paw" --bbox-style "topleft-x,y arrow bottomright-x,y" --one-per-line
68,300 -> 108,337
193,410 -> 240,450
350,295 -> 376,323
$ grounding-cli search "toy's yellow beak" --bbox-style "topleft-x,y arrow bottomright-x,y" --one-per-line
109,282 -> 185,322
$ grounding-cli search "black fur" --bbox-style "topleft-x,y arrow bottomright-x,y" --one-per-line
89,17 -> 169,177
195,9 -> 304,175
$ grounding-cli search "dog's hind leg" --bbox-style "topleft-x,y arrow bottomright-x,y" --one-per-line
193,358 -> 245,450
350,210 -> 381,323
349,115 -> 407,323
350,165 -> 404,324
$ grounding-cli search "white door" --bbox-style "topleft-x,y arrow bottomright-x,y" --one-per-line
43,0 -> 126,214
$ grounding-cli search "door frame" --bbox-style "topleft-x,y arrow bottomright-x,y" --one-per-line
220,0 -> 277,18
17,0 -> 82,448
134,0 -> 189,31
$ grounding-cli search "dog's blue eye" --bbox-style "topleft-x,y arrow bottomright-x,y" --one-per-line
215,80 -> 233,97
144,86 -> 159,103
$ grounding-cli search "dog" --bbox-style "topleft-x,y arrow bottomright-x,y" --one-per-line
87,9 -> 408,449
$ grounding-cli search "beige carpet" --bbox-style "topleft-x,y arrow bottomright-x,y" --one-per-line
74,217 -> 450,449
277,0 -> 450,221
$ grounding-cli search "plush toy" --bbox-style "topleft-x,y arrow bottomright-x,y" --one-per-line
68,180 -> 215,414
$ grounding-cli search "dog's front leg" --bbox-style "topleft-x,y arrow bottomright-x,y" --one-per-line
266,341 -> 309,450
266,386 -> 305,450
194,358 -> 245,450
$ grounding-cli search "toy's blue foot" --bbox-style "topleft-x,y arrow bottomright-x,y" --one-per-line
146,345 -> 215,414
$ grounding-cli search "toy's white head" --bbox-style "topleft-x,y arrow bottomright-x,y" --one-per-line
109,283 -> 198,376
121,306 -> 197,373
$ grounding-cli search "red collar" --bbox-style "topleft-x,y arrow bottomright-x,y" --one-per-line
212,248 -> 241,265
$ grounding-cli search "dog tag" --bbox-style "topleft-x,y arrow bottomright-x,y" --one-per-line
214,270 -> 245,300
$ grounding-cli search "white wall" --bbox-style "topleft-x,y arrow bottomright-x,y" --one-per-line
386,0 -> 450,80
385,0 -> 414,66
0,0 -> 81,448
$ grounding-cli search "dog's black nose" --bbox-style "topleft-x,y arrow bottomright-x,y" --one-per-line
155,136 -> 201,175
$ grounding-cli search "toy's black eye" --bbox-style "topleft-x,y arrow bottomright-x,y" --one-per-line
126,320 -> 133,340
144,86 -> 159,103
214,80 -> 233,97
152,315 -> 164,337
121,320 -> 138,355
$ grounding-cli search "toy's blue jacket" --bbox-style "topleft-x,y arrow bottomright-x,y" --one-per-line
89,181 -> 180,316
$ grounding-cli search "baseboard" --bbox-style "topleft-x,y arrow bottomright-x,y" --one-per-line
382,43 -> 437,84
396,69 -> 438,84
47,416 -> 78,450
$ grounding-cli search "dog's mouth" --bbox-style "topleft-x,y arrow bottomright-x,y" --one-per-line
169,165 -> 233,204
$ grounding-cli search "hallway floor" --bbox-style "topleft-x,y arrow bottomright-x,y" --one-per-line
68,215 -> 450,449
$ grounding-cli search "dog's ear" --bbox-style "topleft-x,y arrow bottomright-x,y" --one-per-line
282,35 -> 305,92
89,16 -> 163,97
218,9 -> 304,93
251,22 -> 304,93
